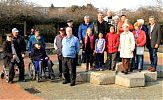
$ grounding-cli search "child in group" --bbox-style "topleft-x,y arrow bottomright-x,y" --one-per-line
105,25 -> 120,71
83,28 -> 94,71
119,23 -> 135,74
95,33 -> 106,71
30,42 -> 55,81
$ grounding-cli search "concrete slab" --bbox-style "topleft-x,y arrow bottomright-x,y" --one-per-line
115,72 -> 145,88
90,71 -> 116,85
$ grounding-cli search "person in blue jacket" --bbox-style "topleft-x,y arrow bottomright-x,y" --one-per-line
27,29 -> 46,53
78,15 -> 93,63
62,27 -> 80,86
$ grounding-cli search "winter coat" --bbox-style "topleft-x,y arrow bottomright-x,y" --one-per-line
132,30 -> 146,47
105,32 -> 120,53
119,31 -> 135,58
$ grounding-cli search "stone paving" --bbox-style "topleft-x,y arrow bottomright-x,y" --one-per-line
0,52 -> 163,100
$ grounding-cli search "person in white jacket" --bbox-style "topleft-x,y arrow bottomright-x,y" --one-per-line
119,23 -> 135,74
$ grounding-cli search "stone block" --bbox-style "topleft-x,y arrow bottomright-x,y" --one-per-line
76,72 -> 87,82
141,70 -> 157,82
157,66 -> 163,78
115,72 -> 145,88
90,71 -> 116,85
76,71 -> 92,82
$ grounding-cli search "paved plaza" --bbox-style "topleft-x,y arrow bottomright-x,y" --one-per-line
0,52 -> 163,100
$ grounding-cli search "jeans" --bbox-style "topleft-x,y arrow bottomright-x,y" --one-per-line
137,55 -> 143,70
95,53 -> 104,69
149,47 -> 158,68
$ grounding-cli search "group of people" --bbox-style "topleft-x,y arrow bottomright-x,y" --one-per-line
54,10 -> 161,86
2,10 -> 161,86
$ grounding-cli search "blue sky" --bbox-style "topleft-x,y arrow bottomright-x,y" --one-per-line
27,0 -> 161,11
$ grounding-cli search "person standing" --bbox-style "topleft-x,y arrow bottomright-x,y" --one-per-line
112,15 -> 120,34
118,15 -> 133,35
147,16 -> 161,72
54,27 -> 66,77
93,12 -> 108,39
103,10 -> 114,30
11,28 -> 26,81
67,19 -> 79,65
95,33 -> 106,71
105,25 -> 120,71
62,27 -> 80,86
132,22 -> 146,72
28,29 -> 46,52
2,34 -> 14,83
78,16 -> 93,63
119,24 -> 135,74
83,28 -> 95,71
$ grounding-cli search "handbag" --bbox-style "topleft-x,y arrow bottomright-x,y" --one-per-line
136,46 -> 144,55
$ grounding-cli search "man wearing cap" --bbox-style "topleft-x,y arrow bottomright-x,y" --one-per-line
54,27 -> 66,77
92,12 -> 108,39
67,19 -> 79,66
78,15 -> 93,63
62,27 -> 80,86
12,28 -> 26,81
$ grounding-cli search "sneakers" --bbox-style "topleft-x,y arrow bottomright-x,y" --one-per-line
100,68 -> 104,71
96,68 -> 104,71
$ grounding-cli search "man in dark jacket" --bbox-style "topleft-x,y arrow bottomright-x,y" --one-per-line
12,28 -> 26,82
92,12 -> 108,39
147,16 -> 161,72
31,42 -> 55,80
2,34 -> 15,83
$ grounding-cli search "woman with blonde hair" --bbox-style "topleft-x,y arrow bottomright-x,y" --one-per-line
132,22 -> 146,72
83,28 -> 95,71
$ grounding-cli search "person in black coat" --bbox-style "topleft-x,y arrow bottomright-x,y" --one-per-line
30,42 -> 55,80
2,34 -> 15,83
11,28 -> 26,82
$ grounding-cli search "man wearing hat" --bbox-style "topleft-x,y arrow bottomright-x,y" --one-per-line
67,19 -> 78,37
12,28 -> 26,82
67,19 -> 79,66
54,27 -> 66,77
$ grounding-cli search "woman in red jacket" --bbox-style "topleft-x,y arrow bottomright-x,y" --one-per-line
106,25 -> 120,70
132,22 -> 146,72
